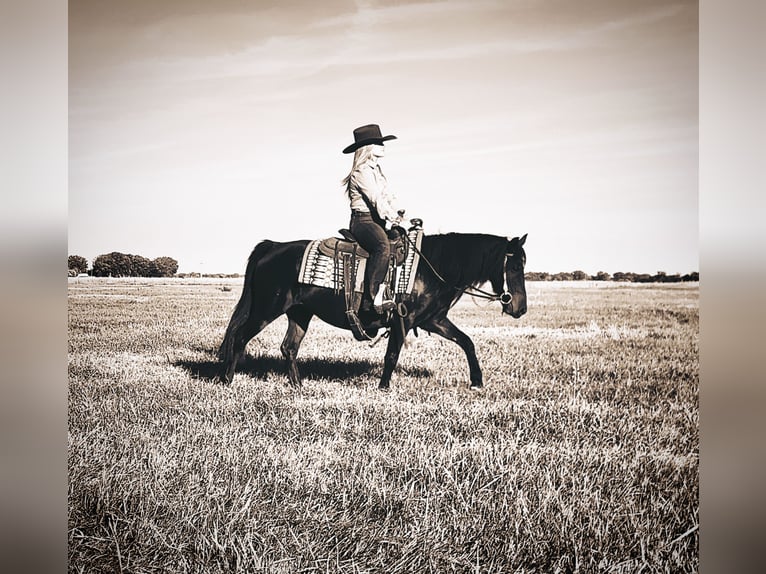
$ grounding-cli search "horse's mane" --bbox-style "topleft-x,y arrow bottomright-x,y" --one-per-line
420,233 -> 507,288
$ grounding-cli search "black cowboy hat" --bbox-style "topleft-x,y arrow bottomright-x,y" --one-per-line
342,124 -> 397,154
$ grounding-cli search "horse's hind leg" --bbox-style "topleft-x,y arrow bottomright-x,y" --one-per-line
221,316 -> 273,385
281,306 -> 313,388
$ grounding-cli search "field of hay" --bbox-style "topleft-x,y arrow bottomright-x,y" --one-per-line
68,278 -> 698,573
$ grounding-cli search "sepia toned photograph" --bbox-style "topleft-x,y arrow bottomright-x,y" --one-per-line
68,1 -> 698,571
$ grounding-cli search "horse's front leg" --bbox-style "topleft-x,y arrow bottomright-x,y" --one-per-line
422,316 -> 483,388
378,326 -> 405,390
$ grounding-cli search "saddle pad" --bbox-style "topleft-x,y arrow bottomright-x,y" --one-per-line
298,229 -> 423,295
298,240 -> 366,292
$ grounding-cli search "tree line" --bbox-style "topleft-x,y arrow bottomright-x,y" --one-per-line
524,270 -> 699,282
68,253 -> 179,277
69,254 -> 698,282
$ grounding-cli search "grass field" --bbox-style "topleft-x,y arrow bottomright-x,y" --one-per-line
68,278 -> 698,573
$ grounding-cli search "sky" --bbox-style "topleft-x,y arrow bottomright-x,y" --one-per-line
68,0 -> 698,275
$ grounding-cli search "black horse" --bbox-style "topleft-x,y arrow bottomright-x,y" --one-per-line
219,232 -> 527,389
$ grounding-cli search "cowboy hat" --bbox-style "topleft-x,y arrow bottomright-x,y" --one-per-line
342,124 -> 397,154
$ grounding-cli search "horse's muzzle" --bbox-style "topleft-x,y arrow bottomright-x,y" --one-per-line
502,297 -> 527,318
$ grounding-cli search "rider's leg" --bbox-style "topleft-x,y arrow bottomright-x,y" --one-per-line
350,213 -> 393,313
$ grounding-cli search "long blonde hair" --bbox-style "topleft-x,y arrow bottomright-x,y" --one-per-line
341,145 -> 380,198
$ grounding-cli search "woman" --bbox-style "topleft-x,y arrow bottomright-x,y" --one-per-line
341,123 -> 405,317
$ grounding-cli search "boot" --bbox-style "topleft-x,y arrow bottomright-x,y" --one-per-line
357,296 -> 377,324
373,283 -> 396,314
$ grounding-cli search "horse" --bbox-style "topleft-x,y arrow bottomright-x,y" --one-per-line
219,232 -> 527,389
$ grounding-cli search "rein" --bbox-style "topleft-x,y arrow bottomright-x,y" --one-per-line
402,232 -> 512,304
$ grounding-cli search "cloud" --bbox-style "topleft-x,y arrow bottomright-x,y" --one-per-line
103,0 -> 690,87
71,0 -> 694,101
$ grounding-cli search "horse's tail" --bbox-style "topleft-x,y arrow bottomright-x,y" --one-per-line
218,240 -> 275,361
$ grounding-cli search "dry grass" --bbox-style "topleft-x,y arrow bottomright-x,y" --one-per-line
68,278 -> 698,573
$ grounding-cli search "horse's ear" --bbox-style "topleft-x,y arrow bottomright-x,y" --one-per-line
509,234 -> 527,246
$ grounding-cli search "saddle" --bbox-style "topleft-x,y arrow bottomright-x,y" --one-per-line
297,219 -> 423,343
317,228 -> 407,267
317,224 -> 419,343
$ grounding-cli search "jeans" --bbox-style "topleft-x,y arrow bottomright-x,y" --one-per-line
349,211 -> 391,304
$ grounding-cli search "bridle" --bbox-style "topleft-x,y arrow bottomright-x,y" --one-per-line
403,233 -> 521,304
464,253 -> 519,304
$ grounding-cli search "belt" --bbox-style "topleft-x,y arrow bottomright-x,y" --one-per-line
351,210 -> 371,216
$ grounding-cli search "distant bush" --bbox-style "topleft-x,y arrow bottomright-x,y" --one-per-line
91,252 -> 179,277
552,272 -> 573,281
68,255 -> 88,275
525,270 -> 699,283
151,257 -> 179,277
524,271 -> 550,281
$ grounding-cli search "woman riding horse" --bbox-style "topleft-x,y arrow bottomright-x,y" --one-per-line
217,123 -> 528,389
341,124 -> 407,319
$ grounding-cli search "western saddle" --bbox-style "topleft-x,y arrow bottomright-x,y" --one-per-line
319,219 -> 422,342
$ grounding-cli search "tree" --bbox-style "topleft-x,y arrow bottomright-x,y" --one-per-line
130,255 -> 153,277
92,252 -> 132,277
91,253 -> 114,277
572,270 -> 590,281
151,257 -> 178,277
594,271 -> 611,281
525,271 -> 550,281
68,255 -> 88,275
656,273 -> 682,283
90,252 -> 179,277
613,272 -> 635,282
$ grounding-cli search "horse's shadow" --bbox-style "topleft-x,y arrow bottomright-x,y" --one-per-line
176,347 -> 433,384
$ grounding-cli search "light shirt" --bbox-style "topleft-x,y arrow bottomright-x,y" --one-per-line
348,164 -> 400,224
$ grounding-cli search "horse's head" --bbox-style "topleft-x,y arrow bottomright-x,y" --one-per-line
499,233 -> 528,318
